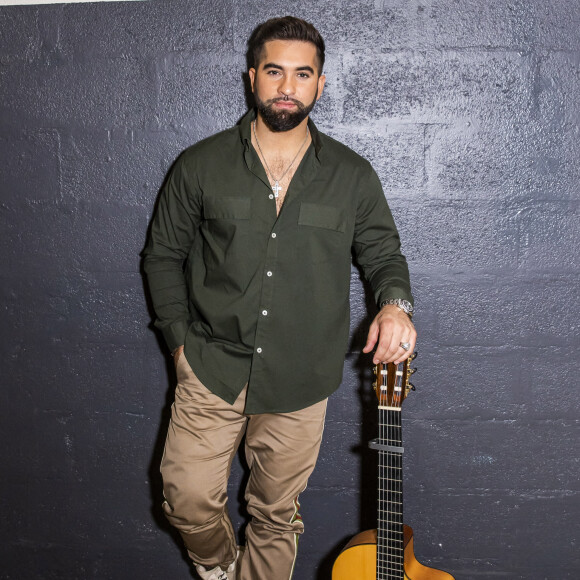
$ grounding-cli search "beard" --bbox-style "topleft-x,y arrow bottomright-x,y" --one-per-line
255,94 -> 318,132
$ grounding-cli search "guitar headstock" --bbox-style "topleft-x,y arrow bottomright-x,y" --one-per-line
372,353 -> 417,409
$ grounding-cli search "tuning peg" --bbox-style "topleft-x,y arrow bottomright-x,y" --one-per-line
410,351 -> 418,361
409,383 -> 416,391
409,367 -> 417,375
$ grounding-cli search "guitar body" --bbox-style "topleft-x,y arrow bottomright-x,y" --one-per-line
332,525 -> 455,580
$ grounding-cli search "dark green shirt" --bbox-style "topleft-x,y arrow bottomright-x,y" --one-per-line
143,110 -> 413,414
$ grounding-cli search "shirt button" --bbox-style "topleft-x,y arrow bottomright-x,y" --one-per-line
269,194 -> 274,200
266,271 -> 273,277
256,347 -> 263,353
262,310 -> 268,316
271,233 -> 277,238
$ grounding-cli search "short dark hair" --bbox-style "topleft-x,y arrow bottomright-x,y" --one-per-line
248,16 -> 325,74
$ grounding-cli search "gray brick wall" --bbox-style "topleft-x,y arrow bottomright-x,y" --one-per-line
0,1 -> 578,579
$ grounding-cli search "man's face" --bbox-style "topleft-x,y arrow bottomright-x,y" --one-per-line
249,40 -> 326,132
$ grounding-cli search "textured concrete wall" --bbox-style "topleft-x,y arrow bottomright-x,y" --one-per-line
1,1 -> 578,579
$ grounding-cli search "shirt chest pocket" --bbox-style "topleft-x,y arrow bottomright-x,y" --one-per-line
204,196 -> 251,220
298,203 -> 346,233
202,197 -> 251,259
297,203 -> 347,265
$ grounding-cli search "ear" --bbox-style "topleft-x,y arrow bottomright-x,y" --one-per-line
316,74 -> 326,101
248,68 -> 256,93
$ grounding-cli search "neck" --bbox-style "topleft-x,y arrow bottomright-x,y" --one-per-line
254,114 -> 310,152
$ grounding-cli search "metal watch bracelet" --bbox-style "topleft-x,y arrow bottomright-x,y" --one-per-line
379,298 -> 414,318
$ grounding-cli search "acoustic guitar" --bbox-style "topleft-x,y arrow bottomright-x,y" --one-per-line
332,355 -> 454,579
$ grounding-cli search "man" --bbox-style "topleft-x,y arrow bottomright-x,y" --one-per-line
144,16 -> 416,580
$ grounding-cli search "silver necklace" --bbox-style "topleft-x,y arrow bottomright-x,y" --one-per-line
252,120 -> 310,198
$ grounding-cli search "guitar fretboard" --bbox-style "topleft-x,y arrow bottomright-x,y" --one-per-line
376,361 -> 406,580
377,408 -> 404,579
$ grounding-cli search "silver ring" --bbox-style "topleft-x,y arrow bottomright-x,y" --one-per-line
399,342 -> 411,351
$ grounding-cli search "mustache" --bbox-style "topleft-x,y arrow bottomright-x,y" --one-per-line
268,96 -> 305,107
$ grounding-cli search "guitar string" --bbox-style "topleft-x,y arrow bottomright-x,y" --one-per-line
384,368 -> 388,578
390,368 -> 395,578
382,368 -> 385,580
388,375 -> 391,579
386,368 -> 393,578
378,368 -> 382,578
385,364 -> 404,579
393,368 -> 397,578
378,367 -> 383,579
391,378 -> 402,576
385,377 -> 390,579
397,366 -> 403,577
384,365 -> 390,580
383,374 -> 386,578
395,365 -> 402,578
384,370 -> 388,579
387,369 -> 390,580
393,370 -> 396,577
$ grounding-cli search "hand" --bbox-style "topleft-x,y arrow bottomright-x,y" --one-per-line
173,345 -> 184,365
362,305 -> 417,365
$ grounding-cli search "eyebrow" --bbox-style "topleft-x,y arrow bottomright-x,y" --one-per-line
262,63 -> 315,74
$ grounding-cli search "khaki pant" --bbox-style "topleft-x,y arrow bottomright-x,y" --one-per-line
161,354 -> 328,580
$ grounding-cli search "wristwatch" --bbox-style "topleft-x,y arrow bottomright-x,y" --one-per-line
379,298 -> 414,318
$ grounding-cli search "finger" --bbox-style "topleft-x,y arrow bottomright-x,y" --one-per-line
373,327 -> 396,364
362,321 -> 379,353
384,331 -> 405,363
173,345 -> 184,365
393,330 -> 417,364
393,346 -> 412,365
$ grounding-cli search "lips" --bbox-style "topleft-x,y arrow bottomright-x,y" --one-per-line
274,101 -> 298,109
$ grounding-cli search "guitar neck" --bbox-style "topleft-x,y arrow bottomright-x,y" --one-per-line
373,360 -> 410,580
377,406 -> 405,580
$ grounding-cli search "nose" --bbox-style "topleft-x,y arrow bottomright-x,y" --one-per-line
278,74 -> 296,97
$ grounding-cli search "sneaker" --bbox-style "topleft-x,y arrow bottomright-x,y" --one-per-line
195,550 -> 238,580
195,563 -> 231,580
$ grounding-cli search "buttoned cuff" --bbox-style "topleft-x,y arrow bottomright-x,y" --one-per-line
160,319 -> 191,353
376,287 -> 414,310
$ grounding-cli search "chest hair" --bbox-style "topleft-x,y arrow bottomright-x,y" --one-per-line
254,142 -> 311,215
